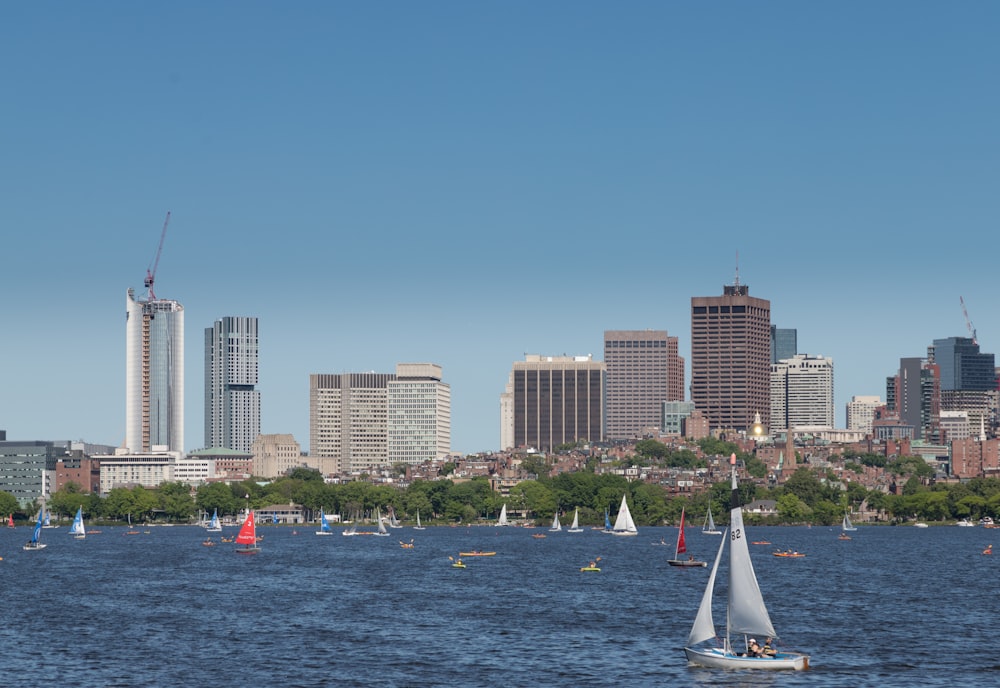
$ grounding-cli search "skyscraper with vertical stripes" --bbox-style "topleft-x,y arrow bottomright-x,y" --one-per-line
204,316 -> 260,453
125,288 -> 184,453
690,281 -> 771,434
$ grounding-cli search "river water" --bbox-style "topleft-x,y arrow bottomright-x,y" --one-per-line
0,521 -> 992,687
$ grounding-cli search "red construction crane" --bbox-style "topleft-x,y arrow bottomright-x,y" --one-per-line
144,211 -> 171,300
960,296 -> 978,346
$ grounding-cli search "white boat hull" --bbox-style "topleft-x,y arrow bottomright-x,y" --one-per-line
684,646 -> 809,671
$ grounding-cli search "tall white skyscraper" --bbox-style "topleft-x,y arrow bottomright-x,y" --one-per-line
204,316 -> 260,453
126,288 -> 184,453
387,363 -> 451,465
770,354 -> 834,432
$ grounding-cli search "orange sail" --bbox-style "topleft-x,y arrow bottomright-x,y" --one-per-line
676,509 -> 688,555
235,510 -> 258,552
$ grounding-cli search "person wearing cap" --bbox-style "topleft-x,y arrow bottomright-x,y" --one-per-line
747,638 -> 763,657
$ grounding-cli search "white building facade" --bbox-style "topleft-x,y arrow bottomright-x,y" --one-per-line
387,364 -> 451,465
770,354 -> 834,432
846,395 -> 882,434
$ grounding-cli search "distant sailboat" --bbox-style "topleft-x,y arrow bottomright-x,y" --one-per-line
612,494 -> 638,536
703,506 -> 723,535
70,506 -> 87,540
668,508 -> 706,567
316,508 -> 333,536
42,509 -> 58,528
549,511 -> 562,532
567,508 -> 584,533
7,513 -> 14,528
842,512 -> 857,532
497,504 -> 509,527
602,508 -> 613,533
207,509 -> 223,532
388,507 -> 402,529
414,510 -> 426,531
235,511 -> 260,554
374,508 -> 390,536
23,508 -> 47,551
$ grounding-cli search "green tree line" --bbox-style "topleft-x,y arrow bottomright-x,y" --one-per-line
4,444 -> 995,527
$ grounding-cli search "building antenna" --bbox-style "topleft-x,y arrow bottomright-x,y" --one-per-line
734,250 -> 740,287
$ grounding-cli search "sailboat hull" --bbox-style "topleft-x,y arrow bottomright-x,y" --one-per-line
684,646 -> 809,671
668,559 -> 707,567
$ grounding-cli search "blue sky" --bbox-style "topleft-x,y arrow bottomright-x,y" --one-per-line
2,3 -> 998,454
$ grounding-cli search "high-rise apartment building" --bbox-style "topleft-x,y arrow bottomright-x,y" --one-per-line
888,357 -> 939,441
770,354 -> 834,432
770,326 -> 797,363
126,288 -> 184,453
387,364 -> 451,465
846,395 -> 882,434
311,364 -> 451,474
691,281 -> 771,433
311,372 -> 394,475
502,355 -> 605,452
604,330 -> 684,440
204,316 -> 260,453
928,336 -> 996,434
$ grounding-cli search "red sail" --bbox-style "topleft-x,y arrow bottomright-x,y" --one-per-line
676,508 -> 687,555
236,510 -> 256,545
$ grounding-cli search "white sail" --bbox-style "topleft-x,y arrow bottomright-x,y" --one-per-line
727,471 -> 778,639
550,512 -> 561,532
414,510 -> 425,530
687,529 -> 727,646
568,508 -> 583,532
703,507 -> 721,534
498,504 -> 509,526
612,494 -> 637,534
376,508 -> 389,536
70,506 -> 86,538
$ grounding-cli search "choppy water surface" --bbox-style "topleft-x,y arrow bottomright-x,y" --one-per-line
0,522 -> 993,687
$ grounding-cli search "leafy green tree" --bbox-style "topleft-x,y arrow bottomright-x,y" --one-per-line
197,482 -> 242,517
635,439 -> 668,460
157,482 -> 197,521
776,493 -> 812,522
0,490 -> 19,519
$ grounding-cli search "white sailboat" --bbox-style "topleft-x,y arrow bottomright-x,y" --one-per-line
70,506 -> 86,540
567,508 -> 584,533
611,494 -> 638,536
497,503 -> 509,527
388,507 -> 402,529
374,508 -> 390,536
702,506 -> 723,535
414,510 -> 426,530
316,508 -> 333,536
841,512 -> 857,532
549,511 -> 562,532
207,508 -> 223,532
684,454 -> 810,671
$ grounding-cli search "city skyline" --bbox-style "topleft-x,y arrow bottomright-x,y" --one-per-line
3,4 -> 998,454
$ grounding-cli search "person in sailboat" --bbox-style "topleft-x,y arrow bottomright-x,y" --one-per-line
762,638 -> 777,657
747,639 -> 763,657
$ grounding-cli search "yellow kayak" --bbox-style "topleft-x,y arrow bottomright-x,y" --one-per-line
580,566 -> 600,572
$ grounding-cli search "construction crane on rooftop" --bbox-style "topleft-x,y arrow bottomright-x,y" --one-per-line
144,211 -> 171,300
960,295 -> 978,346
